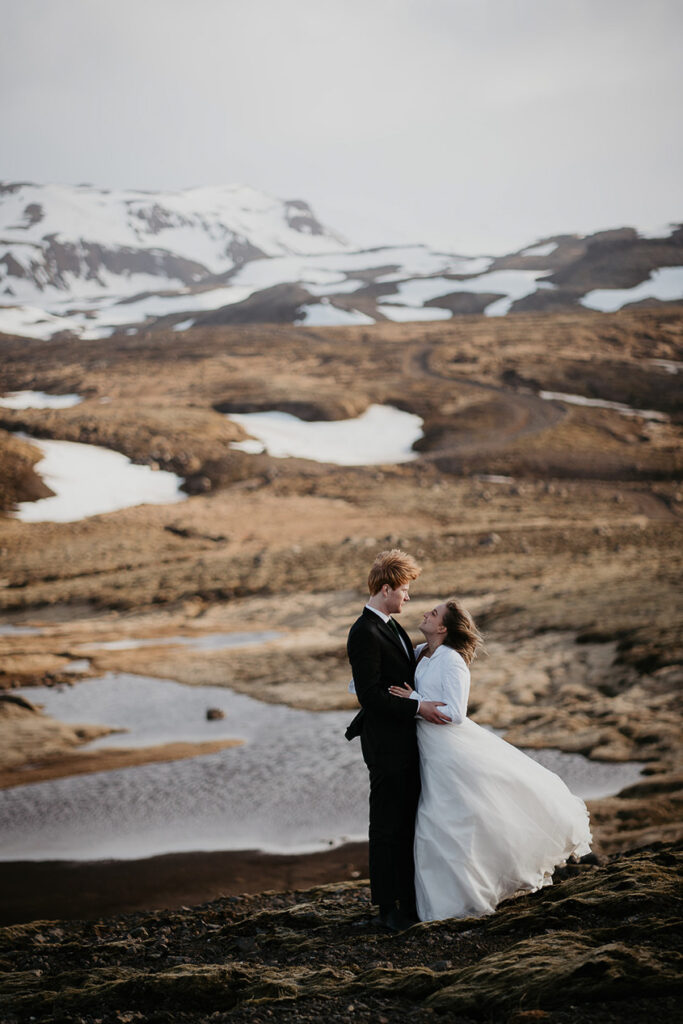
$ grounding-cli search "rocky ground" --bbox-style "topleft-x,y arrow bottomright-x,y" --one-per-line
1,844 -> 680,1023
0,306 -> 681,1019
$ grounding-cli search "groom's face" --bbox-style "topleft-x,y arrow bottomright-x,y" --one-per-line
384,583 -> 411,614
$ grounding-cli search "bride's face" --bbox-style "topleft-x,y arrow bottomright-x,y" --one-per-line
420,603 -> 447,639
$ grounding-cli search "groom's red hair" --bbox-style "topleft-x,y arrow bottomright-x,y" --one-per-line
367,549 -> 421,595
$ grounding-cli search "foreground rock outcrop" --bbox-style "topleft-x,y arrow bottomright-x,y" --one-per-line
1,843 -> 680,1023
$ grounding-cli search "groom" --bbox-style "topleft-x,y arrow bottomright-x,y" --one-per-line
346,549 -> 450,931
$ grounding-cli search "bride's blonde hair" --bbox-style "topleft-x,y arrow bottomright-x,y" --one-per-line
442,599 -> 484,665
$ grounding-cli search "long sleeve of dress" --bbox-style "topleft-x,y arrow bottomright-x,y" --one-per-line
420,647 -> 469,724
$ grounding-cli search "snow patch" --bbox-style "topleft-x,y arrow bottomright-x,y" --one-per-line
0,304 -> 86,340
227,404 -> 423,465
297,300 -> 374,326
636,223 -> 678,240
649,358 -> 682,374
377,276 -> 463,306
0,390 -> 82,409
378,269 -> 553,317
13,436 -> 186,522
580,267 -> 683,312
230,438 -> 266,454
539,391 -> 668,422
377,304 -> 452,322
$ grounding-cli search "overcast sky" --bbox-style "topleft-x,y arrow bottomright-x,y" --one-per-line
2,0 -> 681,254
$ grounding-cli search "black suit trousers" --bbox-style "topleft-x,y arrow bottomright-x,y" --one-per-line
367,757 -> 420,906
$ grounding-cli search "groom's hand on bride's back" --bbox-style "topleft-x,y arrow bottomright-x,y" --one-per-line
418,701 -> 452,724
387,682 -> 451,723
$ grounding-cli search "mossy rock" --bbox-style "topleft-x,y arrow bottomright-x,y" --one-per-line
426,936 -> 682,1015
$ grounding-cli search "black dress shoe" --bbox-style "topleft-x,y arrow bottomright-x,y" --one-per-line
376,906 -> 415,932
398,899 -> 420,925
376,902 -> 398,931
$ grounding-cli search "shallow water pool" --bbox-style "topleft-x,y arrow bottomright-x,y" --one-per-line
0,672 -> 644,862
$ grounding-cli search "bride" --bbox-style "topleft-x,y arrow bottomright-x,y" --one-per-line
389,599 -> 592,923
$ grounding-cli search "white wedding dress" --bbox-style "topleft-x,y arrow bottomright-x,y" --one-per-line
413,643 -> 592,922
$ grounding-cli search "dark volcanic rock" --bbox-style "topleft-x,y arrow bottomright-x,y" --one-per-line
510,287 -> 587,313
547,231 -> 683,292
193,283 -> 314,326
40,238 -> 210,291
425,291 -> 505,315
284,198 -> 332,237
214,398 -> 344,421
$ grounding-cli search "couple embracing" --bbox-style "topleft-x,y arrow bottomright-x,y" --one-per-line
346,549 -> 592,931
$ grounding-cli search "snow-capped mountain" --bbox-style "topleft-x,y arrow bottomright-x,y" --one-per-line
0,181 -> 681,340
0,181 -> 348,298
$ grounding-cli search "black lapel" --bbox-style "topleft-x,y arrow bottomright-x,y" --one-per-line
396,619 -> 416,667
380,616 -> 411,660
404,624 -> 417,668
362,608 -> 411,660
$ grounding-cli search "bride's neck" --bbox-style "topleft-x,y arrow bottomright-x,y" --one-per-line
425,637 -> 444,656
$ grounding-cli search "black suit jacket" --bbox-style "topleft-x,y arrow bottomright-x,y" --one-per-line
346,607 -> 418,766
